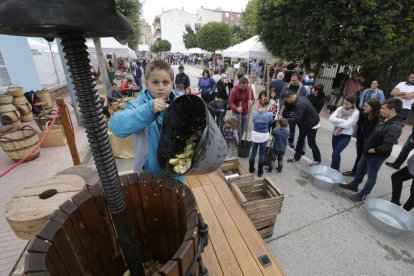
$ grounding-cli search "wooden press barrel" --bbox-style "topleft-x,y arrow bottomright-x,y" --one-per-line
5,175 -> 85,240
24,173 -> 207,276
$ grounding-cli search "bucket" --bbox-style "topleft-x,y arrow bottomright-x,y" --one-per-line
0,94 -> 13,104
0,103 -> 17,114
37,88 -> 53,108
0,125 -> 40,162
12,95 -> 28,106
0,110 -> 21,125
21,112 -> 34,122
16,102 -> 32,115
157,94 -> 227,176
24,173 -> 209,275
7,84 -> 24,97
237,140 -> 252,158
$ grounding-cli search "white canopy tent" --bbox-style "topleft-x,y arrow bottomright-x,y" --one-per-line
85,37 -> 130,55
222,35 -> 276,60
138,44 -> 150,52
186,47 -> 206,54
27,38 -> 50,51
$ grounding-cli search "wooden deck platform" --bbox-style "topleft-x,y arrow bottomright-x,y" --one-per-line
186,170 -> 284,276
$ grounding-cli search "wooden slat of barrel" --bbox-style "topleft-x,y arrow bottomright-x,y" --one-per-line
28,238 -> 51,253
160,177 -> 181,258
24,252 -> 48,274
157,260 -> 180,276
36,219 -> 84,276
123,176 -> 150,261
59,201 -> 99,275
71,190 -> 123,276
5,175 -> 85,240
138,174 -> 160,261
152,175 -> 171,263
172,240 -> 195,275
170,181 -> 183,253
88,183 -> 124,270
60,198 -> 105,274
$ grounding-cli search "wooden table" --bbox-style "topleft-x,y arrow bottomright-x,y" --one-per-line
186,170 -> 284,275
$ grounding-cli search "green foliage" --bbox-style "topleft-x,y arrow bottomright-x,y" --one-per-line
197,22 -> 232,52
150,40 -> 172,53
256,0 -> 414,69
115,0 -> 142,50
183,24 -> 198,49
230,25 -> 249,45
240,0 -> 259,37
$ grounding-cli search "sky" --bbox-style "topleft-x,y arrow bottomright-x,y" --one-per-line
141,0 -> 250,25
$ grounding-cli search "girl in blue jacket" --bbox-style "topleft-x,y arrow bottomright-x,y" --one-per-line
110,60 -> 183,181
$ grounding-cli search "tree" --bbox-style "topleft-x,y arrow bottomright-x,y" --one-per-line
230,25 -> 249,45
240,0 -> 259,38
256,0 -> 414,91
197,22 -> 232,52
115,0 -> 142,50
183,24 -> 198,49
150,40 -> 172,53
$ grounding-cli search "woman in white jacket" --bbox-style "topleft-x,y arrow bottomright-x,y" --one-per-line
329,96 -> 359,171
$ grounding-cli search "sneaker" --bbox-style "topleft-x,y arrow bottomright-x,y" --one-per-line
339,183 -> 358,192
309,161 -> 321,167
350,193 -> 365,202
277,170 -> 282,175
287,158 -> 298,163
267,170 -> 273,175
385,162 -> 400,170
342,171 -> 355,177
289,143 -> 294,149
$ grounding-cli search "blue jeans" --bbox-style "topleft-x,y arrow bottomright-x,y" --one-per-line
351,154 -> 386,196
331,134 -> 352,170
232,111 -> 247,141
249,141 -> 267,163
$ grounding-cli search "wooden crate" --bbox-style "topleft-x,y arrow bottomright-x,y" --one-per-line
218,158 -> 254,184
230,177 -> 284,239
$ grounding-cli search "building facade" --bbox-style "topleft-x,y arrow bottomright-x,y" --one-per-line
139,19 -> 154,46
196,6 -> 242,27
152,8 -> 196,53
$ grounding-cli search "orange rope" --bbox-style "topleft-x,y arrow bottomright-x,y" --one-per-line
0,106 -> 61,177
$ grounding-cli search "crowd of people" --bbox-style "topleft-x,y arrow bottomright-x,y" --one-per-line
109,58 -> 414,210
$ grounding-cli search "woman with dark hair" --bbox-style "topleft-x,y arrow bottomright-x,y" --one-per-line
308,84 -> 325,113
342,99 -> 381,176
198,69 -> 216,103
329,95 -> 359,171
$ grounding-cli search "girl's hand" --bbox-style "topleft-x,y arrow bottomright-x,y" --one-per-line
153,98 -> 166,113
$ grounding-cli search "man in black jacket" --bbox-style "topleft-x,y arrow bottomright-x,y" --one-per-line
340,98 -> 404,201
175,65 -> 190,91
279,90 -> 321,166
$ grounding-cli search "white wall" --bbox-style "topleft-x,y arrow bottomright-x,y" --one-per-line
160,9 -> 196,52
32,51 -> 65,88
0,35 -> 42,91
196,7 -> 222,26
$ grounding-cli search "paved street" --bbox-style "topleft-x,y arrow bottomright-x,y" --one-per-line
1,64 -> 413,275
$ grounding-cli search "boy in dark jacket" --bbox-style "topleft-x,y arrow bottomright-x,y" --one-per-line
280,90 -> 321,166
340,98 -> 404,201
268,118 -> 290,174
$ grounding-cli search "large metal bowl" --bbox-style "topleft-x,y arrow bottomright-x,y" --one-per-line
309,165 -> 344,191
364,198 -> 414,237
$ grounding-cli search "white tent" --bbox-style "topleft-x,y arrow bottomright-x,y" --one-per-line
86,37 -> 130,55
138,44 -> 150,52
186,47 -> 206,54
222,35 -> 276,60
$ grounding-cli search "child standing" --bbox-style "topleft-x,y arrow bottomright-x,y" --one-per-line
268,119 -> 289,174
221,117 -> 239,158
268,88 -> 279,133
249,97 -> 273,177
110,60 -> 182,181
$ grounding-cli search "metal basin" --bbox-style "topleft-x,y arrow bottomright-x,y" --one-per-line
364,198 -> 414,237
309,165 -> 344,191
